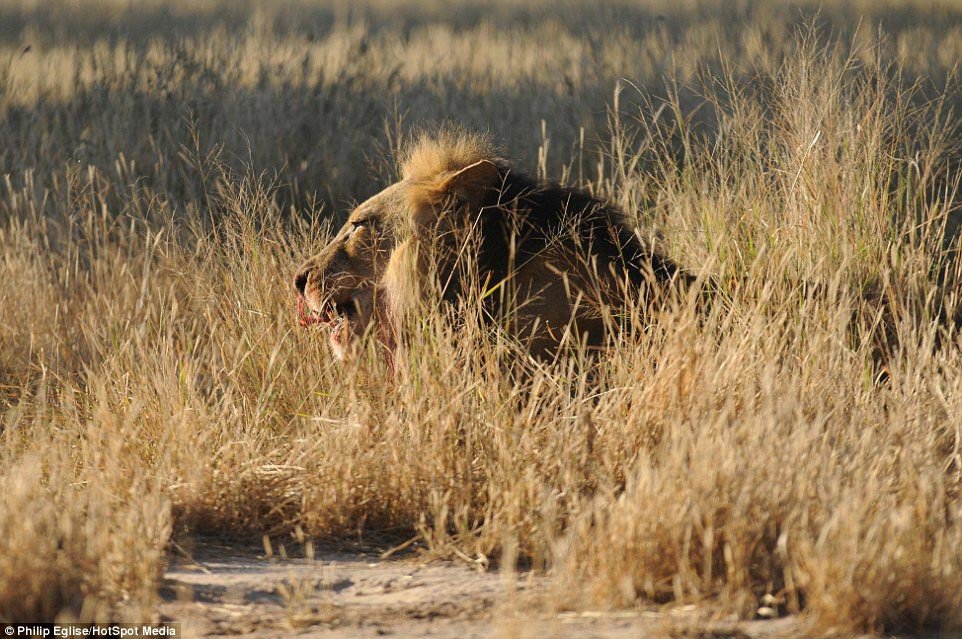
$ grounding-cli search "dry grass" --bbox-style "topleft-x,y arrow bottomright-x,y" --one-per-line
3,0 -> 962,633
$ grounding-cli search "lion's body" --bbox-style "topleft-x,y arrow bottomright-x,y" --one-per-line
294,130 -> 694,359
389,163 -> 691,355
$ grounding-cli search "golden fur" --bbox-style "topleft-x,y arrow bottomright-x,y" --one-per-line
400,129 -> 499,183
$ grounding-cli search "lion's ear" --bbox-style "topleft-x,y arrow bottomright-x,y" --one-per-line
439,159 -> 501,202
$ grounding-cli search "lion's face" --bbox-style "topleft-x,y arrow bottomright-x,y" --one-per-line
293,183 -> 405,359
292,157 -> 499,360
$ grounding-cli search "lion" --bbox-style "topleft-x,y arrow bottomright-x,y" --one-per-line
294,130 -> 697,360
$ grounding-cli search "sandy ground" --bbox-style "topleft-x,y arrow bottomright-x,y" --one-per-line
159,540 -> 809,639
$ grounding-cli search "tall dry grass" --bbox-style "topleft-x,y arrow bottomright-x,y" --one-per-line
2,0 -> 962,634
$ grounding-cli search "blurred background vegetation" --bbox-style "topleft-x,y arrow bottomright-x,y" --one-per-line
4,0 -> 962,214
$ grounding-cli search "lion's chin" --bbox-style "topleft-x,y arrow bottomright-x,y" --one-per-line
327,314 -> 354,361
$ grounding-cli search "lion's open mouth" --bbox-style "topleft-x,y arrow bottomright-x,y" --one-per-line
296,293 -> 371,359
297,294 -> 362,328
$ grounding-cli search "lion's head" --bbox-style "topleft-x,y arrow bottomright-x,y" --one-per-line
292,130 -> 500,359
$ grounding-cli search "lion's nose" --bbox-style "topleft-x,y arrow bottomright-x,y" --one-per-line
293,268 -> 310,296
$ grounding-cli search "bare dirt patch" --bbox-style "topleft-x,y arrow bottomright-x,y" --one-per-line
158,541 -> 807,638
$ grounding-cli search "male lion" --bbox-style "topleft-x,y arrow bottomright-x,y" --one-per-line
294,131 -> 696,360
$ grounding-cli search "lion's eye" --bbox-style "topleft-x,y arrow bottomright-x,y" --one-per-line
350,219 -> 374,237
